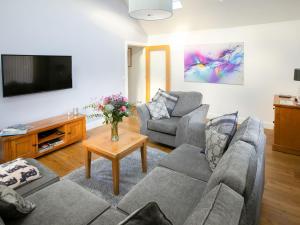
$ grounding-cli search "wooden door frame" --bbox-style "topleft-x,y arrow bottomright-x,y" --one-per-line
145,45 -> 171,102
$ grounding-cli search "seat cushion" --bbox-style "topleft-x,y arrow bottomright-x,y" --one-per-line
146,130 -> 176,147
16,159 -> 59,197
204,141 -> 257,197
117,167 -> 206,225
90,208 -> 127,225
229,117 -> 263,150
159,144 -> 212,182
148,117 -> 180,135
7,180 -> 110,225
170,92 -> 203,117
183,184 -> 244,225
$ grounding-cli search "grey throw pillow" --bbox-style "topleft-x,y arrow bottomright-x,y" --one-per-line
118,202 -> 173,225
147,101 -> 170,120
205,112 -> 238,170
152,89 -> 178,115
0,185 -> 35,220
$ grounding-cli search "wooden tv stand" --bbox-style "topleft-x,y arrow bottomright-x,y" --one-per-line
0,114 -> 86,163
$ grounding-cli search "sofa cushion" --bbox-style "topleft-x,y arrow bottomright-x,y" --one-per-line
170,92 -> 203,117
90,208 -> 127,225
204,141 -> 256,197
119,202 -> 173,225
7,180 -> 110,225
148,117 -> 180,135
15,159 -> 59,197
117,167 -> 206,225
183,184 -> 244,225
230,117 -> 263,149
0,185 -> 35,220
159,144 -> 212,182
146,130 -> 176,147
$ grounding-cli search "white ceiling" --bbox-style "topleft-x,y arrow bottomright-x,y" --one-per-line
124,0 -> 300,35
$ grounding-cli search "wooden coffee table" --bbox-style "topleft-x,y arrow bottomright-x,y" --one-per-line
83,127 -> 148,195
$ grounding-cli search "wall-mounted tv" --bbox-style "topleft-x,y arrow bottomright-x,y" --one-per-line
1,55 -> 72,97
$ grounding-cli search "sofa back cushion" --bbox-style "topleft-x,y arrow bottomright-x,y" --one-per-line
183,184 -> 244,225
203,141 -> 257,198
170,92 -> 202,117
229,117 -> 263,150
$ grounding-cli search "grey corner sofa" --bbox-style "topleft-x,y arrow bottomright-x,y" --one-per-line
137,91 -> 209,148
1,117 -> 265,225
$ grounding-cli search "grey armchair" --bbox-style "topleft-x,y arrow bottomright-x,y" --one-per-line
137,91 -> 209,148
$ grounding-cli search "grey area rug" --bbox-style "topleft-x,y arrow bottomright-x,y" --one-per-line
63,147 -> 167,206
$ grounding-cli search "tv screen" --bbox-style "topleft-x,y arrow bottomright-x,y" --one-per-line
1,55 -> 72,97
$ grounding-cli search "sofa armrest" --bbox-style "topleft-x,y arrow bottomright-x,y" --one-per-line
175,104 -> 209,147
136,104 -> 151,135
184,122 -> 207,149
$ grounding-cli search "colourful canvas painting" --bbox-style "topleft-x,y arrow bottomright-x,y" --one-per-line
184,42 -> 244,85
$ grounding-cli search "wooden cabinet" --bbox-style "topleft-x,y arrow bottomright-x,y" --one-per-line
66,121 -> 84,143
0,114 -> 86,163
273,95 -> 300,155
11,135 -> 37,159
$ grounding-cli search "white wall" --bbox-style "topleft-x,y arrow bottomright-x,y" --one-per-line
0,0 -> 146,128
128,46 -> 146,104
148,20 -> 300,128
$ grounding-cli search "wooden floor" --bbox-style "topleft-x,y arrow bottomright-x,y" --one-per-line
37,115 -> 300,225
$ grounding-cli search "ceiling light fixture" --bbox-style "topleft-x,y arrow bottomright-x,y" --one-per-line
173,0 -> 183,10
128,0 -> 173,21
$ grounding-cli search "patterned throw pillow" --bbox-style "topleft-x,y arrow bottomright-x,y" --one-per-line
206,112 -> 238,148
205,112 -> 238,171
0,158 -> 41,189
205,129 -> 229,170
152,89 -> 178,115
118,202 -> 172,225
147,101 -> 170,120
0,185 -> 36,219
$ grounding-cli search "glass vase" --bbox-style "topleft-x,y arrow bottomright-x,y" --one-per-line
111,122 -> 119,142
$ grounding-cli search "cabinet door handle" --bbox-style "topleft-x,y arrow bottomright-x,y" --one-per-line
68,132 -> 72,135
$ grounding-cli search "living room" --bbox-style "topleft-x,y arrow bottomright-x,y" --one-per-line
0,0 -> 300,225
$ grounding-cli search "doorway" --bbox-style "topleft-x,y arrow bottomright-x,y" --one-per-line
127,45 -> 146,105
145,45 -> 171,102
126,44 -> 171,105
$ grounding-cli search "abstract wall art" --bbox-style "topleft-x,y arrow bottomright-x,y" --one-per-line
184,42 -> 244,85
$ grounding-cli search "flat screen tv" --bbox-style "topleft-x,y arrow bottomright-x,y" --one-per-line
1,55 -> 72,97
